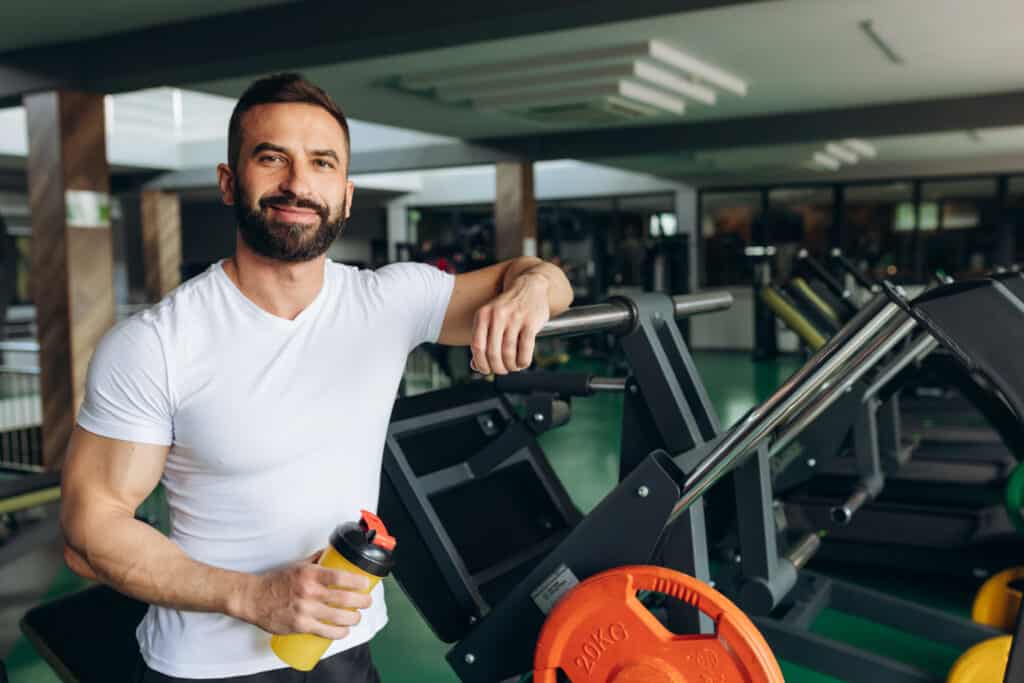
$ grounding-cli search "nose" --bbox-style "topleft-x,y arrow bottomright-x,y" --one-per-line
278,160 -> 313,199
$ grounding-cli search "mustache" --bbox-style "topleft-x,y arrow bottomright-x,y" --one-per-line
259,195 -> 328,218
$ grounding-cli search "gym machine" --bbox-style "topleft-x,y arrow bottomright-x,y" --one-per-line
380,289 -> 997,682
760,272 -> 1024,577
0,470 -> 61,568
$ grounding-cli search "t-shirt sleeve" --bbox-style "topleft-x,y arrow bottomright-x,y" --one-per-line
77,316 -> 174,446
374,262 -> 456,350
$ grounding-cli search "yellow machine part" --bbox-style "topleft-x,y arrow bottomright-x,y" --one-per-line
791,277 -> 841,326
760,287 -> 827,350
972,567 -> 1024,631
0,486 -> 61,515
947,635 -> 1011,683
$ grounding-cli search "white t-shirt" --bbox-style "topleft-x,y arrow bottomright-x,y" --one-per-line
77,259 -> 455,679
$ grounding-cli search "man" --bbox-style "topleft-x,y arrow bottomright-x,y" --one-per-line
60,73 -> 572,682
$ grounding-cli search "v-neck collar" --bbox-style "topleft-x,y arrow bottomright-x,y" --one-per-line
213,259 -> 330,328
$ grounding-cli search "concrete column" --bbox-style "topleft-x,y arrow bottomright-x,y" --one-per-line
141,190 -> 182,301
386,200 -> 409,262
674,186 -> 699,293
24,91 -> 115,468
494,161 -> 537,261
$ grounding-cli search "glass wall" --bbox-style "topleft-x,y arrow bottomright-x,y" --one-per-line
920,178 -> 998,278
700,173 -> 1024,287
843,182 -> 913,282
768,187 -> 835,261
408,192 -> 679,305
701,191 -> 760,286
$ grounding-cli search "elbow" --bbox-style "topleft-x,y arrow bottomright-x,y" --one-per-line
63,543 -> 99,581
59,501 -> 99,581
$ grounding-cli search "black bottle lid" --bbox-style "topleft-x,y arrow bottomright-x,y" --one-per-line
329,510 -> 396,578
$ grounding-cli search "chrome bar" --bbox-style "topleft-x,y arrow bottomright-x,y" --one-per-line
538,301 -> 633,339
666,297 -> 903,525
588,377 -> 627,393
538,291 -> 734,339
785,532 -> 822,570
673,291 -> 733,319
831,488 -> 870,526
862,333 -> 938,400
768,316 -> 917,458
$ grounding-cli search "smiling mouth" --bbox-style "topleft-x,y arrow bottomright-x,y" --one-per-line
268,205 -> 319,219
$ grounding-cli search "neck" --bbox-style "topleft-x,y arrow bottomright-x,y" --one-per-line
223,235 -> 327,320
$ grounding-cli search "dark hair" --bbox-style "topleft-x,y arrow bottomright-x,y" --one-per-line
227,73 -> 351,173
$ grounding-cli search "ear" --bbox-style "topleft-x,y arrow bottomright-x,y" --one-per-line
217,164 -> 235,206
344,179 -> 355,220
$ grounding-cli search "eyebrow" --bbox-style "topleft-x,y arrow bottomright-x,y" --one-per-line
252,142 -> 289,157
251,142 -> 339,162
310,149 -> 339,162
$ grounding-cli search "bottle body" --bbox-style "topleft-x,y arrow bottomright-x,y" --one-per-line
269,511 -> 395,672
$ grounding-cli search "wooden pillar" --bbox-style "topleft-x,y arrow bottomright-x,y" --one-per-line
24,91 -> 115,468
494,161 -> 537,261
141,190 -> 182,301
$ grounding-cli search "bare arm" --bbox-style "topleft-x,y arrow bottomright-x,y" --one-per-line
438,256 -> 574,374
61,426 -> 371,638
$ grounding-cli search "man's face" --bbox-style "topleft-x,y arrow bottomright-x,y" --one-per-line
218,102 -> 354,262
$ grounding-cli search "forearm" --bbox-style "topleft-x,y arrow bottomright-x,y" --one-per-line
501,257 -> 574,317
66,512 -> 253,620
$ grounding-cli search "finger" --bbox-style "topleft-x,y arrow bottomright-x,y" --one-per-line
315,567 -> 372,592
323,587 -> 373,611
297,613 -> 354,641
517,321 -> 540,370
487,310 -> 508,375
503,315 -> 522,372
308,601 -> 363,629
471,308 -> 491,374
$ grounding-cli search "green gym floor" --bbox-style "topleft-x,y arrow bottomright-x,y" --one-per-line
3,352 -> 979,682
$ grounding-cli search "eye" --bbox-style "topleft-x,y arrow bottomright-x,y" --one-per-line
315,159 -> 336,169
259,154 -> 285,164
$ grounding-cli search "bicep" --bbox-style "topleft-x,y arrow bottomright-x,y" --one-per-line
61,426 -> 169,537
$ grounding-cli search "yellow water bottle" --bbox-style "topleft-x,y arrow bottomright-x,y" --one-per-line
270,510 -> 397,671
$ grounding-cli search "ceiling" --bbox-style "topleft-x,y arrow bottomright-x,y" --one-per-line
0,0 -> 292,52
187,0 -> 1024,138
1,0 -> 1023,187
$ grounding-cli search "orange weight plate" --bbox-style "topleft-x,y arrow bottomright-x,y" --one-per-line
534,565 -> 783,683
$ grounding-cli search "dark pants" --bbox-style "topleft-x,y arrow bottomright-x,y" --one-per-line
134,644 -> 381,683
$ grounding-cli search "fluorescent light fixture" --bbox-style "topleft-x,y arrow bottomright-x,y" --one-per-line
400,40 -> 746,98
813,152 -> 841,170
436,64 -> 633,102
474,80 -> 685,115
649,40 -> 747,96
437,61 -> 715,105
399,44 -> 642,90
635,61 -> 717,104
825,143 -> 859,164
842,138 -> 877,158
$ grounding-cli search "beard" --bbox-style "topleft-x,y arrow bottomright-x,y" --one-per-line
234,183 -> 348,263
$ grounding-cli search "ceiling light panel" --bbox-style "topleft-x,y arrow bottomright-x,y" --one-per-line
825,142 -> 859,164
813,152 -> 841,170
842,138 -> 877,158
390,40 -> 745,125
474,80 -> 685,116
